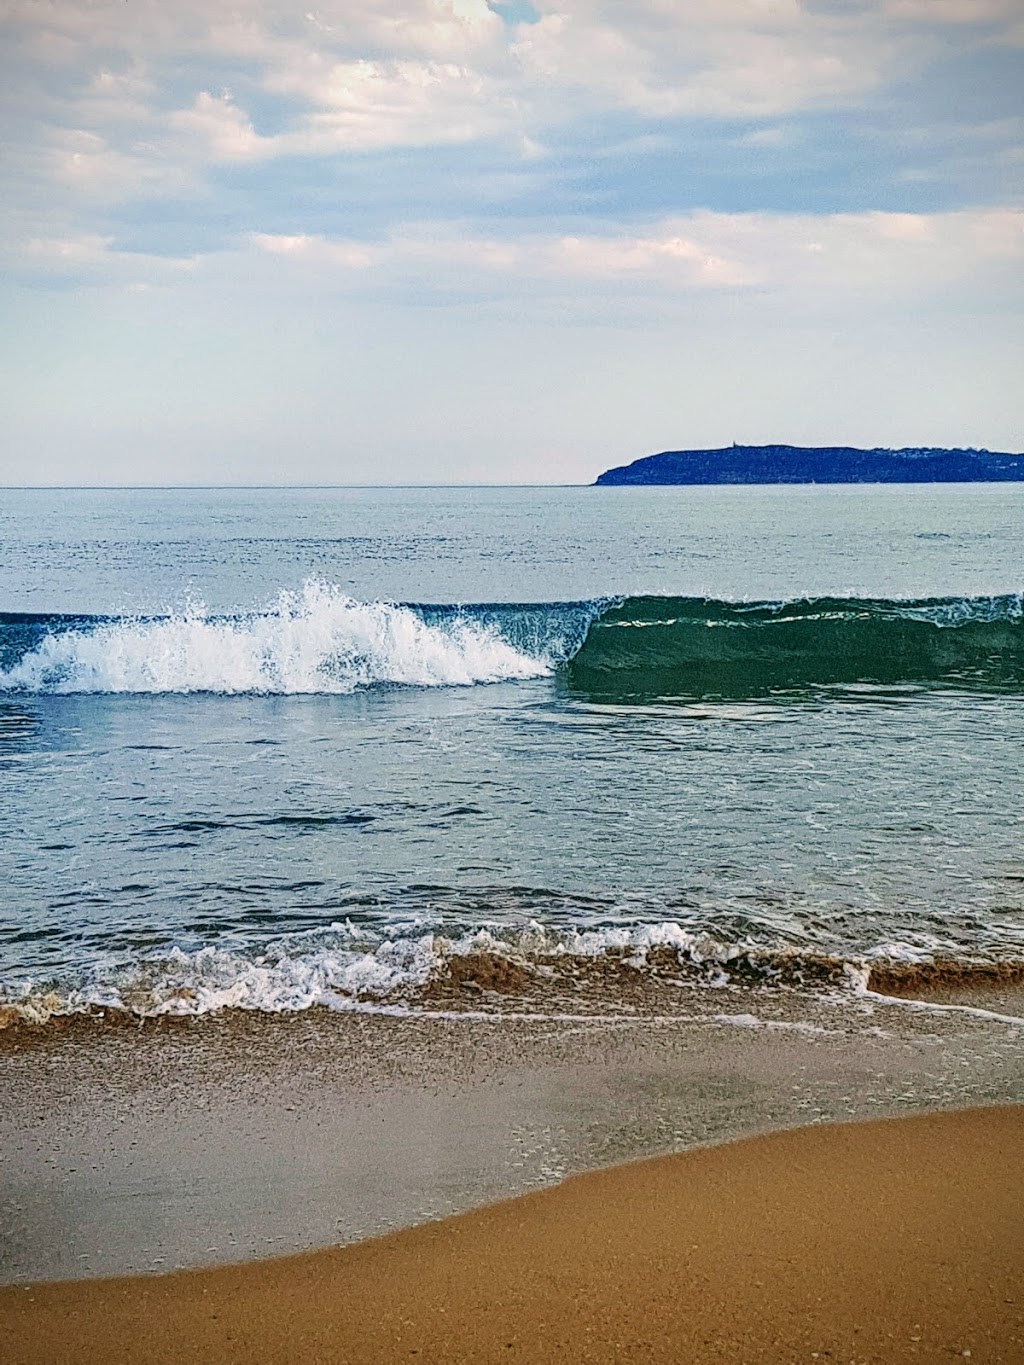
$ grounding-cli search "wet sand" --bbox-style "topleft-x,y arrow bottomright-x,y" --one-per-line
2,1105 -> 1021,1364
3,985 -> 1024,1285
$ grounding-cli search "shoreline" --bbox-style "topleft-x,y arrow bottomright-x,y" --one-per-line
3,1105 -> 1022,1363
4,946 -> 1024,1038
3,990 -> 1023,1288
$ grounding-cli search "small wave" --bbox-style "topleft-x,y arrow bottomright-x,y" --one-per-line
4,921 -> 1023,1031
2,588 -> 1023,701
0,582 -> 550,695
566,592 -> 1024,700
866,959 -> 1024,995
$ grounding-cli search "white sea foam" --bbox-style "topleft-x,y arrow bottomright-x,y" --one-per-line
712,1012 -> 833,1035
0,581 -> 549,695
3,919 -> 1020,1027
1,935 -> 442,1021
0,921 -> 719,1023
0,922 -> 815,1025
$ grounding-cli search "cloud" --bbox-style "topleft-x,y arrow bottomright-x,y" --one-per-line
46,126 -> 193,200
169,91 -> 269,163
0,0 -> 532,211
266,56 -> 514,151
513,3 -> 890,120
509,0 -> 1022,124
11,205 -> 1016,307
252,231 -> 375,268
76,67 -> 157,123
2,1 -> 1021,486
244,208 -> 1024,309
879,0 -> 1022,22
736,125 -> 792,147
2,0 -> 1021,318
3,232 -> 199,288
6,0 -> 1021,214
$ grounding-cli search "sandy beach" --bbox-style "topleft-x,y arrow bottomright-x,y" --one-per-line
2,1104 -> 1021,1364
3,975 -> 1022,1364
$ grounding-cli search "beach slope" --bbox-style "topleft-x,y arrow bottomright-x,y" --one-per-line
3,1106 -> 1021,1364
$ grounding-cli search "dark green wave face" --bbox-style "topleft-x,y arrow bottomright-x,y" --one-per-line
562,595 -> 1024,703
5,595 -> 1024,705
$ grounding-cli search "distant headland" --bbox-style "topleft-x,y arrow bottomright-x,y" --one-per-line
595,444 -> 1024,486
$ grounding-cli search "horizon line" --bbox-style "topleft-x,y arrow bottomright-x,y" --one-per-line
0,482 -> 592,491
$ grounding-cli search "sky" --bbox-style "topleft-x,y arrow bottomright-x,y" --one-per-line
1,0 -> 1022,485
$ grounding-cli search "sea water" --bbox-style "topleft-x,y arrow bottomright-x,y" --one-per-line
2,483 -> 1023,1021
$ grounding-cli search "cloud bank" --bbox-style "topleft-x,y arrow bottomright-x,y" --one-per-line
1,0 -> 1021,480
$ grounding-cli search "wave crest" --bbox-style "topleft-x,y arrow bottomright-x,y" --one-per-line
567,593 -> 1024,700
3,589 -> 1023,699
5,921 -> 1020,1029
0,582 -> 550,695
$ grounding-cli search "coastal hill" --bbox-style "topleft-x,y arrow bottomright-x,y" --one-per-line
595,444 -> 1024,485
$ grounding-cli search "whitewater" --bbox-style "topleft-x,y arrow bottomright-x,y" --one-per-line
0,583 -> 555,695
3,582 -> 1023,699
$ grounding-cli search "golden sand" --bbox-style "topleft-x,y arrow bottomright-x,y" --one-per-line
3,1105 -> 1021,1364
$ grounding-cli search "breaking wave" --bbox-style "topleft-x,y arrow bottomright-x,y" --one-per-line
3,921 -> 1024,1030
565,592 -> 1024,700
0,583 -> 554,695
1,585 -> 1022,700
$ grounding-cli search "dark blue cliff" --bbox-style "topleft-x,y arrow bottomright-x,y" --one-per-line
595,444 -> 1024,485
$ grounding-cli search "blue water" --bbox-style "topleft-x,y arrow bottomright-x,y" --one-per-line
2,485 -> 1023,1018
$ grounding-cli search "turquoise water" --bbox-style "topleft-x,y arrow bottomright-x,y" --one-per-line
1,485 -> 1023,1018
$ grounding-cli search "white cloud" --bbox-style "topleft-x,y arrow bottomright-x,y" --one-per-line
2,0 -> 1021,375
513,1 -> 898,120
2,2 -> 1021,484
245,208 -> 1024,307
28,205 -> 1017,308
4,232 -> 199,287
253,232 -> 375,267
7,0 -> 1021,212
76,68 -> 156,123
169,91 -> 269,162
22,234 -> 115,265
736,125 -> 791,147
2,0 -> 508,67
358,0 -> 506,58
45,126 -> 195,201
267,56 -> 513,151
880,0 -> 1021,22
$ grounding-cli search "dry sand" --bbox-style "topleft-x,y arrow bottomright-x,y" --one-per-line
2,1105 -> 1021,1364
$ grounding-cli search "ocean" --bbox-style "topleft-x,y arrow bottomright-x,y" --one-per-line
2,482 -> 1024,1027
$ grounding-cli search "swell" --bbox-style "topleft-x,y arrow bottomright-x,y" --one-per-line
565,592 -> 1024,700
1,587 -> 1022,699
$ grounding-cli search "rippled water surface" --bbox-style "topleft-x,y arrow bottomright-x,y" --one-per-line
2,484 -> 1023,1017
